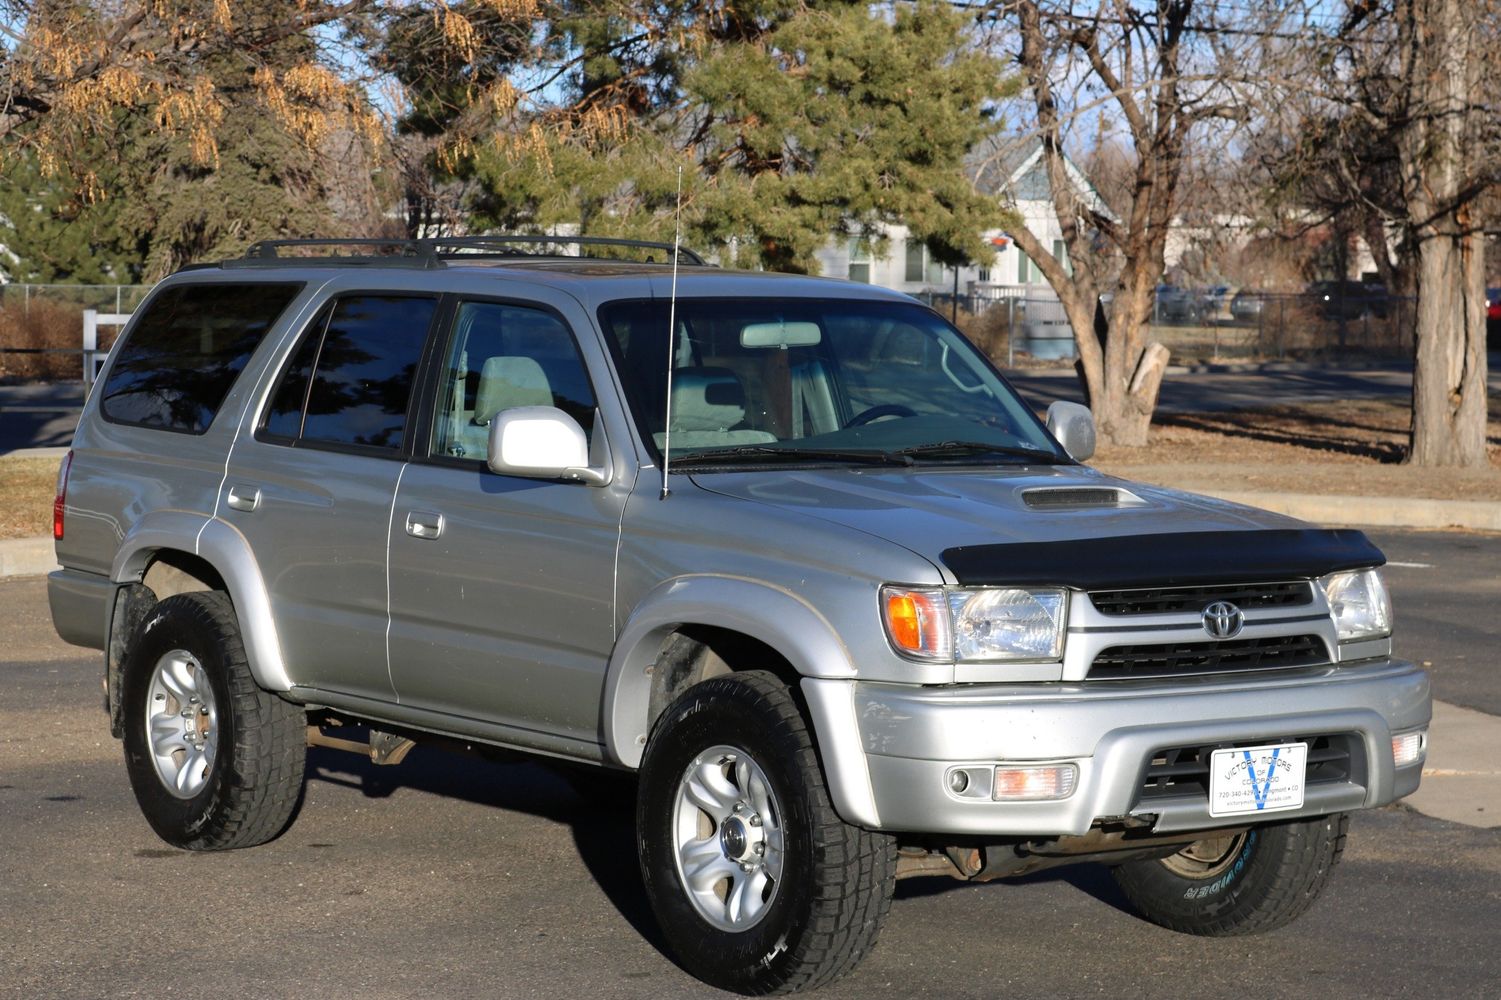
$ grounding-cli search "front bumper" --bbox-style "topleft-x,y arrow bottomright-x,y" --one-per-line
803,658 -> 1430,837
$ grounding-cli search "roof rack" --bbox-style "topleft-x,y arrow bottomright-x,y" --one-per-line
221,236 -> 706,269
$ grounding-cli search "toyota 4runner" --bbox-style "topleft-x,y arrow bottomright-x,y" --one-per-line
48,238 -> 1431,994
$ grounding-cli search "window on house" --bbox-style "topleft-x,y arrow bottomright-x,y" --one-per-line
848,238 -> 872,284
904,240 -> 925,282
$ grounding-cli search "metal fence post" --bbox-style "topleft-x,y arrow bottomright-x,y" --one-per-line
1007,297 -> 1016,368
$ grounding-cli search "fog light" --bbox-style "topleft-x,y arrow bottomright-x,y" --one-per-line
993,764 -> 1078,801
1392,730 -> 1427,767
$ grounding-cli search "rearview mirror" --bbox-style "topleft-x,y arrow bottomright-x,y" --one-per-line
1046,400 -> 1096,462
487,406 -> 612,486
740,320 -> 822,349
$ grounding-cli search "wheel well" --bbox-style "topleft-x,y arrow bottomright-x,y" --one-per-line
141,550 -> 227,599
646,625 -> 802,726
106,550 -> 229,739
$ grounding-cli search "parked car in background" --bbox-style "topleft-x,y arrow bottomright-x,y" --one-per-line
1154,284 -> 1200,323
1308,280 -> 1390,320
1199,285 -> 1235,324
1230,289 -> 1266,324
1487,287 -> 1500,349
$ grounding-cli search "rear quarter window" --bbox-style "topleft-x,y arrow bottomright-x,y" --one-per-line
100,282 -> 303,434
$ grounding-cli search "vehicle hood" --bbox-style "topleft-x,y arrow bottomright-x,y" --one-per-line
690,464 -> 1321,584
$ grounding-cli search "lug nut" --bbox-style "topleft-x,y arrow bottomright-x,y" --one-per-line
748,814 -> 762,827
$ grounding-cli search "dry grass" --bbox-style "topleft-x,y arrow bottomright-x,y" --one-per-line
1096,398 -> 1501,501
0,456 -> 59,540
0,300 -> 88,380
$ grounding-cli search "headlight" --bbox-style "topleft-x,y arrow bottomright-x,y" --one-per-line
882,586 -> 1066,662
1321,568 -> 1392,641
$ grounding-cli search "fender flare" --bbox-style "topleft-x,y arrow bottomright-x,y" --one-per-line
601,574 -> 881,828
110,513 -> 292,691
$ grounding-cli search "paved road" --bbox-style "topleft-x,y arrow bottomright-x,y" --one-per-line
2,532 -> 1499,999
1008,358 -> 1501,414
7,359 -> 1501,452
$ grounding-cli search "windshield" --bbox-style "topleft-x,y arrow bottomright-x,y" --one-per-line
597,297 -> 1067,467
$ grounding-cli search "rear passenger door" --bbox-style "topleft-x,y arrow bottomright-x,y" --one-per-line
386,296 -> 624,749
224,293 -> 439,703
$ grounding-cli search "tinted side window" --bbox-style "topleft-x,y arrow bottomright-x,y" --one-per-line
261,309 -> 328,441
430,301 -> 597,461
282,296 -> 437,452
100,283 -> 302,434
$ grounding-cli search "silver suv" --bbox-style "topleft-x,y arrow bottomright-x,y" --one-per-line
49,238 -> 1430,995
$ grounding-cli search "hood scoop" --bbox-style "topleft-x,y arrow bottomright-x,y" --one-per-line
1021,486 -> 1144,510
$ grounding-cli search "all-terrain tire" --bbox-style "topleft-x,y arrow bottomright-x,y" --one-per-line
1113,813 -> 1349,936
637,671 -> 897,995
121,591 -> 305,850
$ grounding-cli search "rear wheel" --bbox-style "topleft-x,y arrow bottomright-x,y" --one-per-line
121,591 -> 305,850
637,671 -> 896,995
1112,813 -> 1348,936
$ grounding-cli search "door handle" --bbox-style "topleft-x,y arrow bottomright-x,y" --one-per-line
405,511 -> 445,540
226,485 -> 261,512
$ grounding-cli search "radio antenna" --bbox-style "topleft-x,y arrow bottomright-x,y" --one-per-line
660,164 -> 684,500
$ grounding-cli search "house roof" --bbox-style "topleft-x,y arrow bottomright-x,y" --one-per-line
969,136 -> 1116,221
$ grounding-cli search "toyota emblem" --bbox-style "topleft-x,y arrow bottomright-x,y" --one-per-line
1202,601 -> 1244,639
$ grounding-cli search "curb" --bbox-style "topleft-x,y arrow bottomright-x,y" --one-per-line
0,537 -> 58,579
1198,490 -> 1501,532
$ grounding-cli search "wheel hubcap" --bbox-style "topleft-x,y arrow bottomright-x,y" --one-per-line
671,745 -> 784,931
144,650 -> 219,800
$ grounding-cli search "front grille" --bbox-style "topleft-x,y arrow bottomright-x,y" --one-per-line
1089,581 -> 1314,616
1089,634 -> 1326,680
1138,734 -> 1359,802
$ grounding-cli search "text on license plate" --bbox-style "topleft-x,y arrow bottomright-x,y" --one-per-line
1208,742 -> 1308,817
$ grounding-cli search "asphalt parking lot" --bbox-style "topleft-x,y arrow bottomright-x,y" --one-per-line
2,529 -> 1498,999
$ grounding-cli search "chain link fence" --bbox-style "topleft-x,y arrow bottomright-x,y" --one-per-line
0,284 -> 154,380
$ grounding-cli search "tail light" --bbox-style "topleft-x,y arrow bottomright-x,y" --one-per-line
54,450 -> 72,541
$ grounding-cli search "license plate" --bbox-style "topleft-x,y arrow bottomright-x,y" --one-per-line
1208,742 -> 1308,817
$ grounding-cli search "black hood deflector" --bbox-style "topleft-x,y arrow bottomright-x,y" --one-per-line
941,529 -> 1385,590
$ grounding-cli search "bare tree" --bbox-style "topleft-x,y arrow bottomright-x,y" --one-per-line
983,1 -> 1265,447
1386,0 -> 1493,466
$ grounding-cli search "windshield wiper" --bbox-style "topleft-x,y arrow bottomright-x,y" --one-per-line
669,445 -> 914,468
891,440 -> 1064,463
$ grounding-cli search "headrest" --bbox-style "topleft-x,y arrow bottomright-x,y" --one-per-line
671,367 -> 747,432
474,356 -> 553,425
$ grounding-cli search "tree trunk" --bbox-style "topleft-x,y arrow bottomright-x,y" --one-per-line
1407,223 -> 1489,466
1398,0 -> 1490,467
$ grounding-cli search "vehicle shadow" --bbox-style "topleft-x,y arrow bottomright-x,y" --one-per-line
894,860 -> 1136,918
302,743 -> 668,957
303,741 -> 1139,951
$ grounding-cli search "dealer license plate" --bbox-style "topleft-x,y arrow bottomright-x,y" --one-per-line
1208,742 -> 1308,818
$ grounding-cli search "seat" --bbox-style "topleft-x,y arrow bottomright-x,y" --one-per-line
458,356 -> 555,457
656,367 -> 777,449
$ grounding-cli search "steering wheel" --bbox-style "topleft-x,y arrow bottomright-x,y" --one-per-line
845,403 -> 918,428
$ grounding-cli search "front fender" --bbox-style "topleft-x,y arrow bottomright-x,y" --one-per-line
601,574 -> 881,828
111,513 -> 292,692
604,574 -> 855,765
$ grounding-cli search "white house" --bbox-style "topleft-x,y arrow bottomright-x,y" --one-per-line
812,137 -> 1109,303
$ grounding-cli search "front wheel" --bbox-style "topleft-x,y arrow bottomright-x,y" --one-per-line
1112,813 -> 1348,936
637,671 -> 896,995
121,591 -> 306,850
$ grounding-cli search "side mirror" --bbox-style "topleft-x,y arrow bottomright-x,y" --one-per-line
487,406 -> 612,486
1045,400 -> 1096,462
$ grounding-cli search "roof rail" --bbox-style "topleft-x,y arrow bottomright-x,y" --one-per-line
427,235 -> 706,266
219,236 -> 706,268
225,239 -> 443,269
